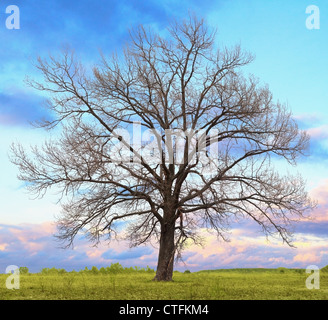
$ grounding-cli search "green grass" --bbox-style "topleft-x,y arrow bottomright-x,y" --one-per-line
1,268 -> 328,300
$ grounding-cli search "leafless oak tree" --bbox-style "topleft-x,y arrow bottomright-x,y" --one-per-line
10,16 -> 314,281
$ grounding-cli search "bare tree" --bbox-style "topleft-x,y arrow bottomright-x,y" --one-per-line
10,16 -> 314,281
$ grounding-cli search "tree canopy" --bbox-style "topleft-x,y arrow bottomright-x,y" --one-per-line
10,16 -> 314,281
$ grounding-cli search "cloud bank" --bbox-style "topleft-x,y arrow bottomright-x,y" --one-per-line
1,206 -> 327,273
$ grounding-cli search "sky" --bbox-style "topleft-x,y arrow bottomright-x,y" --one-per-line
1,0 -> 328,273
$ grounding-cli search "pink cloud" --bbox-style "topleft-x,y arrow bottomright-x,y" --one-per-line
293,252 -> 320,264
176,227 -> 328,270
310,179 -> 328,205
307,179 -> 328,223
0,243 -> 8,251
307,124 -> 328,140
293,113 -> 322,124
6,222 -> 57,254
0,219 -> 328,273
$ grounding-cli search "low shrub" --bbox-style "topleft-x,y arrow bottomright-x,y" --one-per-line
38,263 -> 155,275
277,267 -> 288,274
19,267 -> 29,274
40,267 -> 66,274
91,266 -> 99,274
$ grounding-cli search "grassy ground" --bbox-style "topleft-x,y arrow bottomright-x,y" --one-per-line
1,268 -> 327,300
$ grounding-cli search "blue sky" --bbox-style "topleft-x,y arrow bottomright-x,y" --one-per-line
1,0 -> 328,272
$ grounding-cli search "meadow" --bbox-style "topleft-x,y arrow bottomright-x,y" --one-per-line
1,264 -> 328,300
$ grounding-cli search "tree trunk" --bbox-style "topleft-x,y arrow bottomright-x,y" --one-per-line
153,220 -> 176,281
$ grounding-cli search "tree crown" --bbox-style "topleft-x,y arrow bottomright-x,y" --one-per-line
11,16 -> 314,257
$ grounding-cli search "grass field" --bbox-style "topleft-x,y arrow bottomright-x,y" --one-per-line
1,266 -> 328,300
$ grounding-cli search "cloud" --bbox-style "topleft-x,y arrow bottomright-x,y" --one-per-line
1,0 -> 223,78
0,1 -> 223,128
0,0 -> 230,128
0,221 -> 158,272
293,117 -> 328,162
306,124 -> 328,157
102,246 -> 154,261
293,113 -> 323,125
13,0 -> 175,58
178,228 -> 328,270
0,89 -> 53,126
293,253 -> 320,264
0,219 -> 327,273
307,125 -> 328,140
0,0 -> 176,100
295,221 -> 328,237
